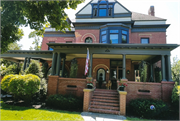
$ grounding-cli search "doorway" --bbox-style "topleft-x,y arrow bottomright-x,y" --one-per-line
97,68 -> 106,89
110,60 -> 123,89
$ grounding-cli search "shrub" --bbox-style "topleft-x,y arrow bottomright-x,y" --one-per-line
4,64 -> 20,75
46,94 -> 83,110
25,60 -> 43,78
171,82 -> 179,112
128,98 -> 169,119
1,74 -> 16,93
0,64 -> 7,76
70,58 -> 78,78
8,74 -> 40,103
32,78 -> 47,102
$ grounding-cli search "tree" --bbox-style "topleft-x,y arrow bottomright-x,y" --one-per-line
1,0 -> 85,53
29,31 -> 42,50
171,56 -> 180,85
8,42 -> 22,50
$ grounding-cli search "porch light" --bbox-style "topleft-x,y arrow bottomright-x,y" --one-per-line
107,69 -> 109,73
127,70 -> 130,74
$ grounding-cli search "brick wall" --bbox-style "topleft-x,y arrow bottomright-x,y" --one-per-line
41,37 -> 75,50
129,31 -> 166,44
47,76 -> 86,97
75,30 -> 100,43
125,81 -> 175,104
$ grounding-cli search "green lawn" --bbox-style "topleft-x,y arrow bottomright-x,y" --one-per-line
125,117 -> 149,120
0,101 -> 84,120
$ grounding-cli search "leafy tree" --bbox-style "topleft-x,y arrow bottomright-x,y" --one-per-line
1,0 -> 84,53
8,42 -> 22,50
29,31 -> 42,50
171,57 -> 180,85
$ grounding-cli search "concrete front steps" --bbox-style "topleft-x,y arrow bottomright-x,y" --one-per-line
89,89 -> 120,115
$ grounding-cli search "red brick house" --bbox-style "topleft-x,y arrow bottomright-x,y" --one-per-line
1,0 -> 179,115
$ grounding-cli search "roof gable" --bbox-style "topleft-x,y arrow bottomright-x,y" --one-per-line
75,0 -> 132,19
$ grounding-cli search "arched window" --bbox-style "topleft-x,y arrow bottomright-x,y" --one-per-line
85,37 -> 93,43
97,68 -> 106,81
92,0 -> 114,17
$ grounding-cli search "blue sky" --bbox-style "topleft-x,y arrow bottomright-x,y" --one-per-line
17,0 -> 180,62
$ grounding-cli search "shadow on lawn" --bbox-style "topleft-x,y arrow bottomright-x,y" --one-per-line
0,100 -> 82,115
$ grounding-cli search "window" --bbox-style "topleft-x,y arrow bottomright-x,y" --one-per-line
85,37 -> 93,43
66,41 -> 72,43
92,0 -> 114,17
48,41 -> 55,50
122,30 -> 128,43
141,38 -> 149,44
100,27 -> 129,44
101,30 -> 107,43
110,30 -> 119,44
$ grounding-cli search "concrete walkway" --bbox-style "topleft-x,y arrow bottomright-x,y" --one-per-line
81,112 -> 126,121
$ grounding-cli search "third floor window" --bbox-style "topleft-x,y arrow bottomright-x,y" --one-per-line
92,0 -> 114,17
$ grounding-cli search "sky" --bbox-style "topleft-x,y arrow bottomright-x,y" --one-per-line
17,0 -> 180,62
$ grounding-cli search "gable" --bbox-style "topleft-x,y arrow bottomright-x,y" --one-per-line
75,0 -> 132,20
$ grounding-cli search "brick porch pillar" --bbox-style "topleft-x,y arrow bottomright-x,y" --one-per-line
47,76 -> 59,96
83,89 -> 94,112
119,91 -> 127,116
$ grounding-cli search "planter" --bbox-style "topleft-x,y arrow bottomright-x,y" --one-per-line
87,85 -> 93,89
118,86 -> 125,91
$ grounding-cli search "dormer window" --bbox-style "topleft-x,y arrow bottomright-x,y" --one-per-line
92,0 -> 114,17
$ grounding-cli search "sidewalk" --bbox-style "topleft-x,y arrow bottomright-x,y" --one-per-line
81,112 -> 127,121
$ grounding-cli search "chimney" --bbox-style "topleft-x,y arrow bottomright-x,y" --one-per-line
148,6 -> 155,16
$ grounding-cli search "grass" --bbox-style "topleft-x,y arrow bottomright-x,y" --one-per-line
0,101 -> 84,120
125,117 -> 149,120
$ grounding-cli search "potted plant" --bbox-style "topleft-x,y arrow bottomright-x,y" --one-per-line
87,81 -> 94,89
118,81 -> 127,91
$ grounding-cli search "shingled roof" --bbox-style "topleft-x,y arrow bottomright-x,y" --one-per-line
131,12 -> 166,21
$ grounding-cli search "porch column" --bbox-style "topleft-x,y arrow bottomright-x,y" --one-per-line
26,57 -> 31,68
161,55 -> 167,81
166,55 -> 173,81
88,53 -> 93,77
56,53 -> 61,76
51,52 -> 57,75
122,54 -> 126,79
23,57 -> 28,71
62,58 -> 66,77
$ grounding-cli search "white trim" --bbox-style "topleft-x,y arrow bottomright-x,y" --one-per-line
74,18 -> 131,23
134,21 -> 166,25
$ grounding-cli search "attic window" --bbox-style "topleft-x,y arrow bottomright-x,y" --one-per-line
92,0 -> 114,17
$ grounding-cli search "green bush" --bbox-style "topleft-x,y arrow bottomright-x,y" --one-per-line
46,94 -> 83,110
25,60 -> 43,78
8,74 -> 40,103
32,78 -> 47,102
5,64 -> 20,75
1,74 -> 16,93
128,98 -> 169,119
171,82 -> 179,112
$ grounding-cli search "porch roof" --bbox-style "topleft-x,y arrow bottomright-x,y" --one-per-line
47,43 -> 179,50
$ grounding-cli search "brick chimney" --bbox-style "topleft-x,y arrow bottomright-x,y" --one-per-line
148,6 -> 155,16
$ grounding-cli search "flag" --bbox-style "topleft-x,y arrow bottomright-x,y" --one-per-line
85,48 -> 89,75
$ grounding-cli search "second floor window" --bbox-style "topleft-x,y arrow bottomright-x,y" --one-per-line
100,27 -> 129,44
141,38 -> 149,44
